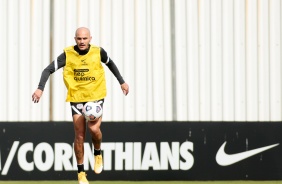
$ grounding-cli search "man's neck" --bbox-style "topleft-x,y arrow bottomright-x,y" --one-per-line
74,45 -> 90,55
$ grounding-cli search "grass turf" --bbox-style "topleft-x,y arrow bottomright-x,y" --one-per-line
0,181 -> 282,184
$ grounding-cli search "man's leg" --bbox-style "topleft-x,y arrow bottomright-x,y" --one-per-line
88,117 -> 103,174
73,114 -> 87,165
73,114 -> 89,184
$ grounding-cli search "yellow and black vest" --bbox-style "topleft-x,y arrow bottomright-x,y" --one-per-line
63,45 -> 107,102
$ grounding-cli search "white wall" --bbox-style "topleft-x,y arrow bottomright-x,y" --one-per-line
0,0 -> 281,122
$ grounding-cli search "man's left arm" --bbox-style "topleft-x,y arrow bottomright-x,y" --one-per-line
100,47 -> 129,95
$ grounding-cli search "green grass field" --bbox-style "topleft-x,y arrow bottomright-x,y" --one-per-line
1,181 -> 282,184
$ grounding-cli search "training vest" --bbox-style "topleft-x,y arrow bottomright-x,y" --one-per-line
63,45 -> 107,102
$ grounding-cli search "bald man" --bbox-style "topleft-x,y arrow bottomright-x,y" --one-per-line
32,27 -> 129,184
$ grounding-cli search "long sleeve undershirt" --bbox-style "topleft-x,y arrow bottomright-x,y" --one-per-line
37,46 -> 125,91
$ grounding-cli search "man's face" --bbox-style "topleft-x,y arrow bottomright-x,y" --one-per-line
75,28 -> 92,50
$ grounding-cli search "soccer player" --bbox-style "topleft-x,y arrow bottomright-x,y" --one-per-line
32,27 -> 129,184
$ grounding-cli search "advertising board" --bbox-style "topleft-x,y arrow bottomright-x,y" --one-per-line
0,122 -> 281,180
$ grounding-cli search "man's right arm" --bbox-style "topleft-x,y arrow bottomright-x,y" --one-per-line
37,53 -> 66,91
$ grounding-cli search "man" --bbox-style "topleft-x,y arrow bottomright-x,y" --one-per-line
32,27 -> 129,184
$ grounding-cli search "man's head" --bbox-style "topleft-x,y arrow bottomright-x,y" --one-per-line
74,27 -> 92,50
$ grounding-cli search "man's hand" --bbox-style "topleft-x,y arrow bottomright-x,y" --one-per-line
32,89 -> 43,103
121,83 -> 129,96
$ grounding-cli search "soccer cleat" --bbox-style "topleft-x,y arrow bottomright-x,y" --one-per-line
77,172 -> 89,184
94,154 -> 103,174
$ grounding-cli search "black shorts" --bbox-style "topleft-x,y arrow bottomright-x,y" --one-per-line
70,99 -> 104,116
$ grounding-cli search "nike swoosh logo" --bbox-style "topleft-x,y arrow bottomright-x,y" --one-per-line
216,141 -> 279,166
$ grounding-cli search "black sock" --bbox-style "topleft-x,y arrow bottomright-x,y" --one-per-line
94,148 -> 101,155
77,164 -> 84,173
